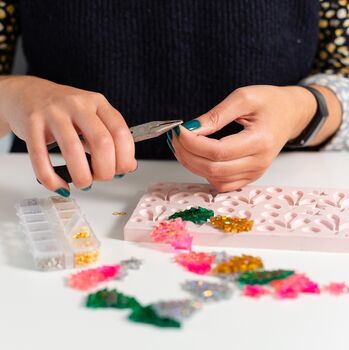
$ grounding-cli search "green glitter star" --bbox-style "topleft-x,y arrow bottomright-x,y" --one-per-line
128,305 -> 181,328
86,288 -> 141,310
169,207 -> 214,224
237,270 -> 295,285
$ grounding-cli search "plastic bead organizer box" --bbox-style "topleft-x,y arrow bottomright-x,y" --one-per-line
124,182 -> 349,253
16,197 -> 100,271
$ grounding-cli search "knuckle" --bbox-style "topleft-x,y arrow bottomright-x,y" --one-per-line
92,92 -> 108,104
206,162 -> 220,177
65,94 -> 86,109
92,132 -> 114,150
211,146 -> 228,161
206,108 -> 221,128
235,87 -> 256,106
63,139 -> 82,156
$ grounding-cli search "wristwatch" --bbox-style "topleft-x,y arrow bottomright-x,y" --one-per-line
286,86 -> 329,148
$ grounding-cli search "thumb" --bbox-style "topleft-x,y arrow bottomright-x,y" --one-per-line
190,89 -> 254,136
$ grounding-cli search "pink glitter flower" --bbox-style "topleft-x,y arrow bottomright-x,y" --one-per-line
68,265 -> 122,291
323,282 -> 349,295
271,273 -> 320,299
243,285 -> 270,298
174,251 -> 215,275
150,218 -> 193,251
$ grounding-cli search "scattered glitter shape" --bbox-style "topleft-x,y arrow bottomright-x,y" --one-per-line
73,230 -> 90,239
120,257 -> 142,270
237,270 -> 295,285
271,273 -> 320,299
68,265 -> 122,291
74,250 -> 99,266
210,215 -> 253,233
174,251 -> 215,275
112,212 -> 127,216
150,218 -> 193,250
323,282 -> 349,295
168,207 -> 214,224
182,280 -> 233,302
212,251 -> 231,264
151,299 -> 202,322
86,288 -> 141,309
243,285 -> 270,298
128,305 -> 181,328
212,255 -> 263,276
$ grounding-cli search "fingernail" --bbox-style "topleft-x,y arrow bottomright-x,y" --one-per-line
55,188 -> 70,198
183,119 -> 201,131
166,131 -> 173,142
114,174 -> 125,179
173,126 -> 180,137
82,184 -> 92,191
167,138 -> 175,154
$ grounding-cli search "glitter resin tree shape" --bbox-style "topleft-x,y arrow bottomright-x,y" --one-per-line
212,255 -> 264,276
237,270 -> 295,285
169,207 -> 215,224
150,218 -> 193,250
86,288 -> 141,309
128,305 -> 181,328
210,215 -> 253,233
174,251 -> 215,275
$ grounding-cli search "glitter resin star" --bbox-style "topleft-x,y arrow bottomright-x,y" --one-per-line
151,299 -> 202,322
182,280 -> 233,302
210,215 -> 253,233
150,218 -> 193,250
169,207 -> 214,224
174,251 -> 215,275
68,265 -> 122,291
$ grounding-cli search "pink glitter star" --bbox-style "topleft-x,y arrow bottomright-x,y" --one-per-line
150,218 -> 193,250
243,285 -> 270,298
271,273 -> 320,299
68,265 -> 122,291
174,251 -> 215,275
323,282 -> 349,295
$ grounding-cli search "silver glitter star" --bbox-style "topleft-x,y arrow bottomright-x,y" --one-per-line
212,251 -> 230,264
151,299 -> 202,322
120,257 -> 142,270
182,280 -> 233,302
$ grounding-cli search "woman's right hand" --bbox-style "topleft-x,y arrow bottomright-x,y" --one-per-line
0,76 -> 137,195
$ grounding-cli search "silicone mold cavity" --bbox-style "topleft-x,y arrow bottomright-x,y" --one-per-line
124,182 -> 349,253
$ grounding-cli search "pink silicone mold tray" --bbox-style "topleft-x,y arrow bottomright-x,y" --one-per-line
124,182 -> 349,252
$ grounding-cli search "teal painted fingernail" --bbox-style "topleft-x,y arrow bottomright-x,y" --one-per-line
173,126 -> 180,137
167,138 -> 175,154
183,119 -> 201,131
55,188 -> 70,198
82,184 -> 92,191
166,131 -> 173,142
114,174 -> 125,179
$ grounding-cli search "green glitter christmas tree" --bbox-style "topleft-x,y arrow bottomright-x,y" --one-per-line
169,207 -> 214,224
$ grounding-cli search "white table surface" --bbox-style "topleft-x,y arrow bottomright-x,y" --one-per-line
1,153 -> 349,350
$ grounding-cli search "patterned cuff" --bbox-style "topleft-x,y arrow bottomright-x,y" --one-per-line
300,73 -> 349,151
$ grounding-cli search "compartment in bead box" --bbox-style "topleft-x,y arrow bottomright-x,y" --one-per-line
124,182 -> 349,253
16,196 -> 100,271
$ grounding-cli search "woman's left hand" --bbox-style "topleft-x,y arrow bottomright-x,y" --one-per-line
167,85 -> 333,192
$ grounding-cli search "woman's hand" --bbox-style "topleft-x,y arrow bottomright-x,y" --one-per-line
0,76 -> 137,195
168,85 -> 341,192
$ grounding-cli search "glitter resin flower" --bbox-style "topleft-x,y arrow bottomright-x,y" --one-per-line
210,215 -> 253,233
150,218 -> 193,250
174,251 -> 215,275
243,285 -> 270,298
212,255 -> 264,276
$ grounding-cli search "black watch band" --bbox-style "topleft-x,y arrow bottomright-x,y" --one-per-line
286,86 -> 329,148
